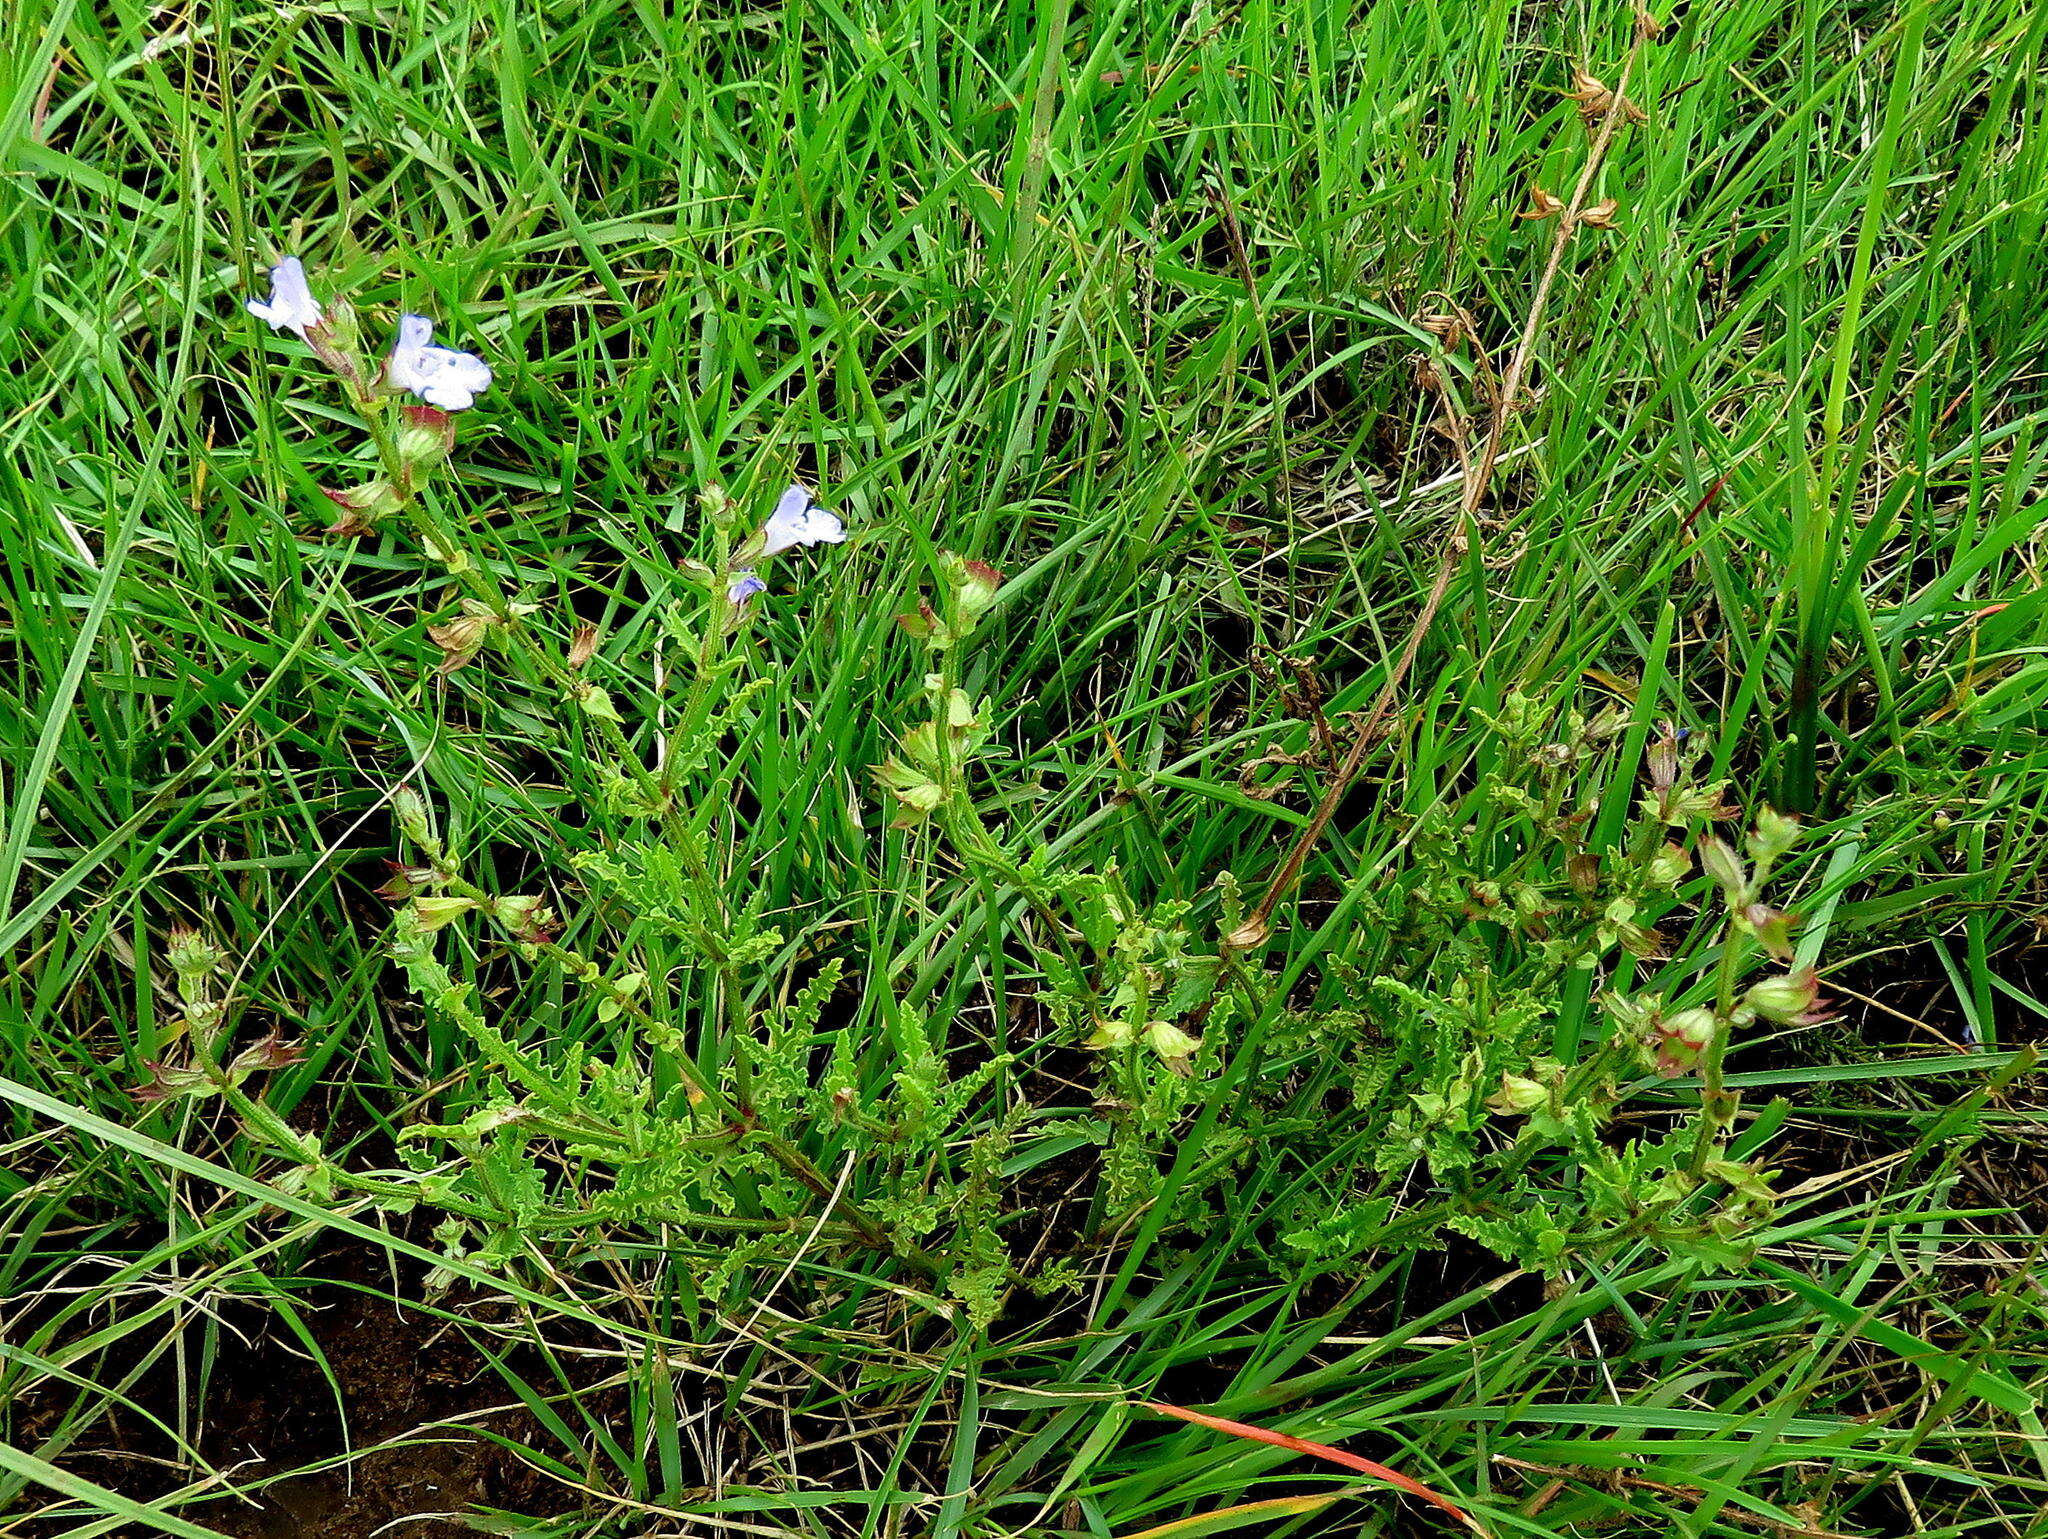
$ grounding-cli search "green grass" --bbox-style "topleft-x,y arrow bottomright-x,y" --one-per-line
5,0 -> 2048,1535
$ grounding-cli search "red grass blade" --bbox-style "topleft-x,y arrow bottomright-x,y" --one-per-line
1140,1400 -> 1481,1531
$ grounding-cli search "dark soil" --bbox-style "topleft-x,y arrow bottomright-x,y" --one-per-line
9,1246 -> 583,1539
193,1282 -> 574,1539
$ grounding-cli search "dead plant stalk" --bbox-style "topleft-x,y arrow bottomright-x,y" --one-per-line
1220,37 -> 1649,960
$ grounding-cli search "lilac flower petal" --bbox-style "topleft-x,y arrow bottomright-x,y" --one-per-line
759,484 -> 847,556
246,256 -> 324,336
384,313 -> 492,410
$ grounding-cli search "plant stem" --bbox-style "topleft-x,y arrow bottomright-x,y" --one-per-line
1688,921 -> 1749,1179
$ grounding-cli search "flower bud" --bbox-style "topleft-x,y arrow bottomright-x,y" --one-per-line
303,293 -> 366,385
319,479 -> 405,536
131,1060 -> 215,1104
1600,990 -> 1657,1032
392,784 -> 435,848
318,291 -> 359,341
165,924 -> 227,983
227,1030 -> 305,1077
410,896 -> 480,933
374,861 -> 439,901
1145,1018 -> 1199,1071
1647,841 -> 1690,890
1666,1007 -> 1717,1047
1084,1016 -> 1140,1050
1486,1072 -> 1549,1116
937,551 -> 1004,633
1649,1006 -> 1718,1077
1738,901 -> 1796,961
957,558 -> 1004,622
1747,807 -> 1801,865
493,895 -> 557,945
895,604 -> 938,641
1698,837 -> 1748,904
396,404 -> 456,467
875,757 -> 944,816
1638,729 -> 1671,786
1669,781 -> 1736,822
1743,968 -> 1821,1025
425,609 -> 494,675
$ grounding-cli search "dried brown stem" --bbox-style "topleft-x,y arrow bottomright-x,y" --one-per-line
1218,38 -> 1647,961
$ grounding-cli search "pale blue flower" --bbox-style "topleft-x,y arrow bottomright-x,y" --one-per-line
383,313 -> 493,411
728,570 -> 767,604
246,256 -> 324,337
759,484 -> 845,557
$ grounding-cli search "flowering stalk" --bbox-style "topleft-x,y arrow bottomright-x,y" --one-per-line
242,262 -> 681,845
1685,809 -> 1809,1177
659,484 -> 748,799
879,556 -> 1108,1018
657,482 -> 845,792
391,488 -> 847,1111
246,255 -> 366,395
243,261 -> 905,1259
131,925 -> 318,1166
246,258 -> 495,539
